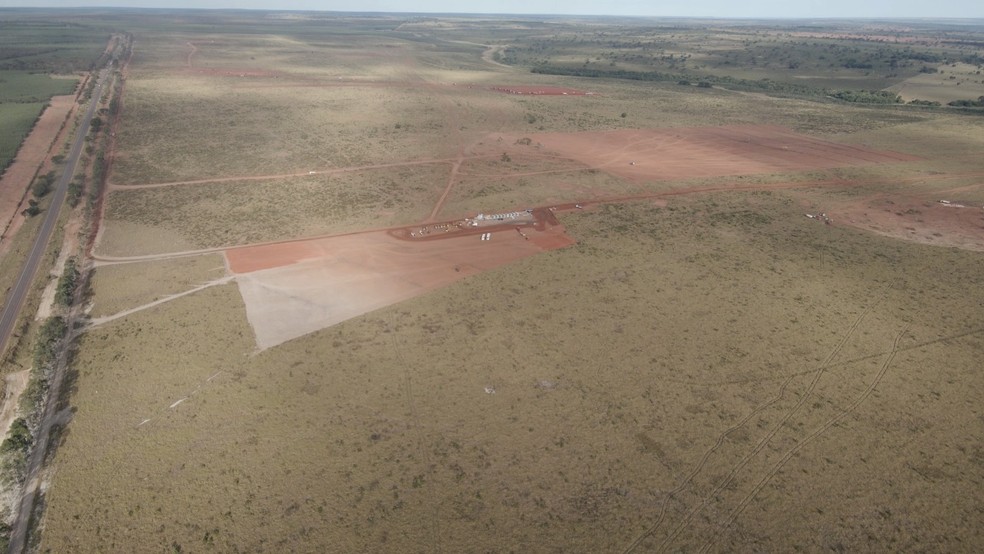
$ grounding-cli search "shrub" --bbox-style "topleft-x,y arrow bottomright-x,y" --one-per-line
31,171 -> 56,198
0,419 -> 31,454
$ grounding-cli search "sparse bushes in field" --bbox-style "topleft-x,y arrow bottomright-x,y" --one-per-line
947,96 -> 984,107
67,177 -> 84,207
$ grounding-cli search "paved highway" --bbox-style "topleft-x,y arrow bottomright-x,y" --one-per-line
3,67 -> 110,554
0,70 -> 107,359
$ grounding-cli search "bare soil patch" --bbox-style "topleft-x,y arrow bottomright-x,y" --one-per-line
526,125 -> 919,182
227,214 -> 574,349
832,194 -> 984,252
0,369 -> 28,444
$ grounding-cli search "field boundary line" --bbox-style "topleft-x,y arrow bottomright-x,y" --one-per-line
109,158 -> 466,190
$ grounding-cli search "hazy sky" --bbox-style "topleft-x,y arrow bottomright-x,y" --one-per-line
3,0 -> 983,19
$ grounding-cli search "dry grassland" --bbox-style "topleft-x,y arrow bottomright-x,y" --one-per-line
87,254 -> 226,318
112,78 -> 457,185
887,63 -> 984,103
33,17 -> 984,554
42,192 -> 984,552
100,165 -> 449,255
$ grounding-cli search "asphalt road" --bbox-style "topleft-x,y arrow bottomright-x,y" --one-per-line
0,70 -> 107,359
3,67 -> 109,554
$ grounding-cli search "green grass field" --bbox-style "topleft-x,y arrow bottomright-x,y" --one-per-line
0,102 -> 43,171
0,71 -> 77,103
0,15 -> 111,72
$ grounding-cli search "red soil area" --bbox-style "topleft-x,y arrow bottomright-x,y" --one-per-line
527,125 -> 919,182
832,194 -> 984,252
227,214 -> 574,349
490,85 -> 593,96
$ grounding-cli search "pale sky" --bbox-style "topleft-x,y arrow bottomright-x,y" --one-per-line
2,0 -> 983,19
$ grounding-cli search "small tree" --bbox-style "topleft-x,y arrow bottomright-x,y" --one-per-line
31,171 -> 55,198
55,258 -> 79,306
22,200 -> 40,217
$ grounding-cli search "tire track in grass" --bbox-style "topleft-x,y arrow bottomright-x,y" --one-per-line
619,372 -> 798,554
698,325 -> 910,553
624,291 -> 884,554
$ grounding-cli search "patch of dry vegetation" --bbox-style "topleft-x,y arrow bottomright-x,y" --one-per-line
100,165 -> 449,255
34,14 -> 984,553
41,192 -> 984,552
88,254 -> 226,318
112,78 -> 456,185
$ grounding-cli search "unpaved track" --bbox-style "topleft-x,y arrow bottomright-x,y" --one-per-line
108,157 -> 471,190
86,275 -> 234,328
698,325 -> 911,553
623,289 -> 889,553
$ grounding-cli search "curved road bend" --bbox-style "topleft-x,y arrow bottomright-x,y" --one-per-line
4,67 -> 110,554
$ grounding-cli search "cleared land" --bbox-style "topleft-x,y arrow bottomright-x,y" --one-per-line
27,13 -> 984,554
0,95 -> 76,249
227,209 -> 573,349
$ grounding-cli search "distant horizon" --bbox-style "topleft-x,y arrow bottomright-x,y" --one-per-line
2,1 -> 983,20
